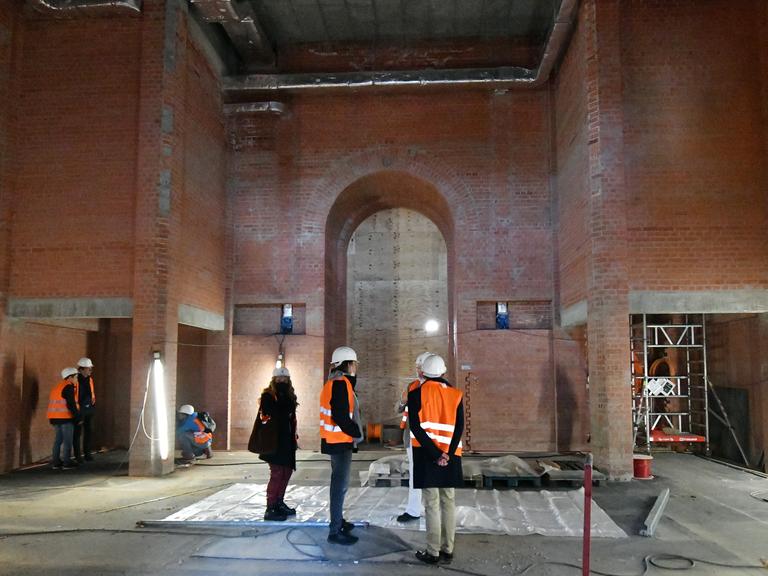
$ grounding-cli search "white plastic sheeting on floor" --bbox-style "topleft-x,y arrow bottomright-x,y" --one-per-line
163,483 -> 627,538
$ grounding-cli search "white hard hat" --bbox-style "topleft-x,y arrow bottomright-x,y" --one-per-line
61,367 -> 78,379
178,404 -> 195,415
77,357 -> 94,368
330,346 -> 358,366
422,354 -> 447,378
273,367 -> 291,378
415,351 -> 432,369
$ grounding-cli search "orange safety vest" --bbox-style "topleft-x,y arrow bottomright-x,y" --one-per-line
75,376 -> 96,405
47,379 -> 79,420
319,375 -> 356,444
399,379 -> 422,430
191,417 -> 213,445
410,380 -> 463,456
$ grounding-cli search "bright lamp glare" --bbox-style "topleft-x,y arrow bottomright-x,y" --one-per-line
424,319 -> 440,333
153,356 -> 169,460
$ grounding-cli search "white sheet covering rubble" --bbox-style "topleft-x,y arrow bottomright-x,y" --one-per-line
163,483 -> 627,538
360,454 -> 542,486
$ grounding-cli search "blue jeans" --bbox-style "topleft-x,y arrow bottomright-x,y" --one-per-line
177,433 -> 210,458
329,450 -> 352,534
52,422 -> 75,466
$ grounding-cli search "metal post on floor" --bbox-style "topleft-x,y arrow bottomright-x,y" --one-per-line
582,453 -> 593,576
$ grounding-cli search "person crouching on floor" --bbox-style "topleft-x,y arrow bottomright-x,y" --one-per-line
176,404 -> 213,461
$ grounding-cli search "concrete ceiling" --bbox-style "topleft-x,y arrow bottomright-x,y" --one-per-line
190,0 -> 563,74
249,0 -> 558,46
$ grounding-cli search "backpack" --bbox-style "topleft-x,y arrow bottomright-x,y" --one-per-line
198,411 -> 216,433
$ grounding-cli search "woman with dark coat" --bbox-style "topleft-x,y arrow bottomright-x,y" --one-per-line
259,366 -> 299,521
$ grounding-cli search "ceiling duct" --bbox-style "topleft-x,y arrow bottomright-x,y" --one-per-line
190,0 -> 274,68
27,0 -> 141,17
223,0 -> 578,94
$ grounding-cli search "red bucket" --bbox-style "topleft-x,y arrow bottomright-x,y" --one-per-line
633,454 -> 654,479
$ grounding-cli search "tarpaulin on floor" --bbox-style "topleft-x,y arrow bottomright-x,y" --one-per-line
163,483 -> 627,538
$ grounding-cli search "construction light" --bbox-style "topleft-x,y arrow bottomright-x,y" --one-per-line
424,319 -> 440,333
153,351 -> 169,460
275,353 -> 284,369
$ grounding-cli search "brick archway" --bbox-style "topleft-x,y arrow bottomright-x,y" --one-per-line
324,169 -> 457,376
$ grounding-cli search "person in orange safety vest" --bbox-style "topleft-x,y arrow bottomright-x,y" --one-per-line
47,367 -> 81,470
395,350 -> 432,523
176,404 -> 214,461
408,354 -> 464,565
320,345 -> 364,546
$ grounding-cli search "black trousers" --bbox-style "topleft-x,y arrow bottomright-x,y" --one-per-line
73,412 -> 94,459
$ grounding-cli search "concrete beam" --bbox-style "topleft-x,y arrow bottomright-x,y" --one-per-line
8,297 -> 133,318
178,304 -> 225,331
560,299 -> 587,327
629,290 -> 768,314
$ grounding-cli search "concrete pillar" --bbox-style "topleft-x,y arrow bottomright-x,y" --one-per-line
758,314 -> 768,471
130,0 -> 188,476
583,0 -> 632,479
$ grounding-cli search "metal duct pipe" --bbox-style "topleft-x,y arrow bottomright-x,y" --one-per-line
223,102 -> 286,115
27,0 -> 141,16
223,0 -> 579,94
190,0 -> 274,67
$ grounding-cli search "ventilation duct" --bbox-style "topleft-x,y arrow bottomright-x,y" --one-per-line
27,0 -> 141,17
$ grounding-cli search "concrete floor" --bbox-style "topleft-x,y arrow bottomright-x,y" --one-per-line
0,449 -> 766,575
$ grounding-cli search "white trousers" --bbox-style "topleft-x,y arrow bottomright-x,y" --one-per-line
405,443 -> 422,516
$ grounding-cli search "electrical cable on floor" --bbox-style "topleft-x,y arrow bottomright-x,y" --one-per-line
285,527 -> 327,560
0,527 -> 256,539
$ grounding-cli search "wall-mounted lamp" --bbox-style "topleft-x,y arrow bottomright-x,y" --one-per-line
496,302 -> 509,330
280,304 -> 293,334
152,351 -> 169,460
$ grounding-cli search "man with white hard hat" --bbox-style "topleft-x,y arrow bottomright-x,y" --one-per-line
395,351 -> 432,523
319,345 -> 364,545
47,368 -> 81,470
73,357 -> 96,462
408,354 -> 464,565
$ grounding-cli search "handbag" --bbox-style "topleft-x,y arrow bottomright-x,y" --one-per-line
248,408 -> 278,455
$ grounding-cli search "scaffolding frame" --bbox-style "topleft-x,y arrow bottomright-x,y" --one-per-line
630,314 -> 710,454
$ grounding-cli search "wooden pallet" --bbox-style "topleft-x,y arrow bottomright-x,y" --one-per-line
482,475 -> 543,488
463,474 -> 483,488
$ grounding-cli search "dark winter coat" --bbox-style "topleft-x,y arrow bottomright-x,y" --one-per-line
408,377 -> 464,489
258,390 -> 298,470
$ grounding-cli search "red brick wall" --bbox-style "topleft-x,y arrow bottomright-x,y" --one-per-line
230,89 -> 564,451
179,40 -> 227,314
18,322 -> 89,467
622,0 -> 768,290
10,18 -> 141,298
231,335 -> 323,448
553,4 -> 589,310
707,314 -> 768,467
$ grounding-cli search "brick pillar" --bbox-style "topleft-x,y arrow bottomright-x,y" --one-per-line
0,0 -> 21,473
583,0 -> 632,479
203,184 -> 234,450
130,0 -> 188,476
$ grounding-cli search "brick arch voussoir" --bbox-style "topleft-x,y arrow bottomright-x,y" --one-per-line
310,147 -> 477,232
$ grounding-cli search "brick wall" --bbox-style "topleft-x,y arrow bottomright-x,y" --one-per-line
229,89 -> 563,451
10,18 -> 141,298
16,322 -> 89,468
553,3 -> 589,310
179,39 -> 227,314
621,0 -> 768,291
